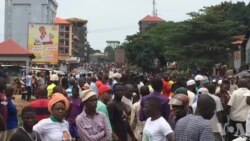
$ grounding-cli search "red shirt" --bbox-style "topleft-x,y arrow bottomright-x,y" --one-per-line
29,99 -> 50,121
162,80 -> 171,98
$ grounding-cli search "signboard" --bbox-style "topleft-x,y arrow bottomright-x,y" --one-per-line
115,48 -> 125,64
28,24 -> 59,63
234,51 -> 241,69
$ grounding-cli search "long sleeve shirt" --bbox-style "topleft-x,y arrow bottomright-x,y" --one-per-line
76,110 -> 112,141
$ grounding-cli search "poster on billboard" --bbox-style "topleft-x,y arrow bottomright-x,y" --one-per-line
28,23 -> 59,63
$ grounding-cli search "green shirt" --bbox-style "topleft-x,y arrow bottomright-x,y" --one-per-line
96,100 -> 112,130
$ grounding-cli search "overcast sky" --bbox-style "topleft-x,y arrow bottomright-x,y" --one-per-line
0,0 -> 249,51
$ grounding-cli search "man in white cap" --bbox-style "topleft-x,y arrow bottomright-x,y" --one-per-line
186,79 -> 196,106
76,89 -> 112,141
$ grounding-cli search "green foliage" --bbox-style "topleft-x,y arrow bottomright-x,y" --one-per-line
104,46 -> 115,62
123,1 -> 248,72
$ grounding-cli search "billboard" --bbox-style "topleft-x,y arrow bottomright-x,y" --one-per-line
115,48 -> 125,64
234,51 -> 241,69
28,23 -> 59,63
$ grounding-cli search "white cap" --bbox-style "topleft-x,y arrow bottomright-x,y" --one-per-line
218,80 -> 222,85
197,87 -> 209,95
186,79 -> 196,86
194,75 -> 204,81
50,74 -> 59,81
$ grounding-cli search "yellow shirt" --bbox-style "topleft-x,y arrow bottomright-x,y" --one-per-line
47,83 -> 56,98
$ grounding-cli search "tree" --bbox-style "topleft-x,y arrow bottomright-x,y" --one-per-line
104,46 -> 115,62
123,2 -> 247,72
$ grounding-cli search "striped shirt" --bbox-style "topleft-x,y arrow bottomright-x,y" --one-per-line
174,114 -> 214,141
76,110 -> 112,141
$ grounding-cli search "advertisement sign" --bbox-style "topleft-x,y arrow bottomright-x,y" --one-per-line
28,24 -> 59,63
234,51 -> 241,69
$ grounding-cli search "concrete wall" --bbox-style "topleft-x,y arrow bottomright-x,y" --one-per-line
4,0 -> 58,48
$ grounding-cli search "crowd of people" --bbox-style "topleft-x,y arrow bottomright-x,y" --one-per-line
0,68 -> 249,141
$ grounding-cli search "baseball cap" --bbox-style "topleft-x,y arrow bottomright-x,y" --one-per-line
194,75 -> 203,81
98,85 -> 112,96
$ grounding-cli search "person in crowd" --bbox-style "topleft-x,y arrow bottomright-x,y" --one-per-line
186,79 -> 196,105
162,76 -> 171,98
194,74 -> 204,92
66,78 -> 76,97
229,77 -> 238,95
5,86 -> 18,141
174,95 -> 216,141
47,74 -> 59,98
245,95 -> 250,140
204,83 -> 224,141
29,87 -> 50,121
67,85 -> 82,141
168,94 -> 189,129
26,72 -> 33,101
139,77 -> 170,121
121,83 -> 134,119
107,83 -> 137,141
61,77 -> 69,95
33,93 -> 71,141
130,86 -> 150,141
76,89 -> 112,141
96,75 -> 103,88
10,106 -> 41,141
226,78 -> 250,140
96,84 -> 112,124
142,97 -> 174,141
90,77 -> 98,94
217,81 -> 231,109
53,85 -> 68,98
0,77 -> 7,141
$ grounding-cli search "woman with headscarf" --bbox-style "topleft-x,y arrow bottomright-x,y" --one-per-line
76,89 -> 112,141
33,93 -> 72,141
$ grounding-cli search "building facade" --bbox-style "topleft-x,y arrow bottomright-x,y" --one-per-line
54,17 -> 73,62
4,0 -> 58,48
139,15 -> 165,33
67,18 -> 89,62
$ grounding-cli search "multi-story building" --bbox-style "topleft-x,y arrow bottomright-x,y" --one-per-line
54,17 -> 73,62
4,0 -> 58,48
139,15 -> 165,33
66,18 -> 89,62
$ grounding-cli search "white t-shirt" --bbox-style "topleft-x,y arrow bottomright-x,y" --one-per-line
33,118 -> 71,141
143,117 -> 173,141
228,88 -> 250,121
208,94 -> 223,133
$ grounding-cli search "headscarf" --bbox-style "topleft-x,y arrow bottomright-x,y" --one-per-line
48,93 -> 70,113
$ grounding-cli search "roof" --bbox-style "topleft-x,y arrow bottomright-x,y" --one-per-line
231,35 -> 246,45
54,17 -> 71,24
140,15 -> 165,22
66,18 -> 88,24
0,39 -> 34,57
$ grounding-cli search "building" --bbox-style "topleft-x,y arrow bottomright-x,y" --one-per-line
4,0 -> 58,48
66,18 -> 89,62
139,15 -> 165,32
54,17 -> 73,63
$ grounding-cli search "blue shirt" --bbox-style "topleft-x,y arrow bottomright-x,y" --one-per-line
7,99 -> 18,130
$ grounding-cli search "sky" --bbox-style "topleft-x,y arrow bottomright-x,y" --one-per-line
0,0 -> 250,51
